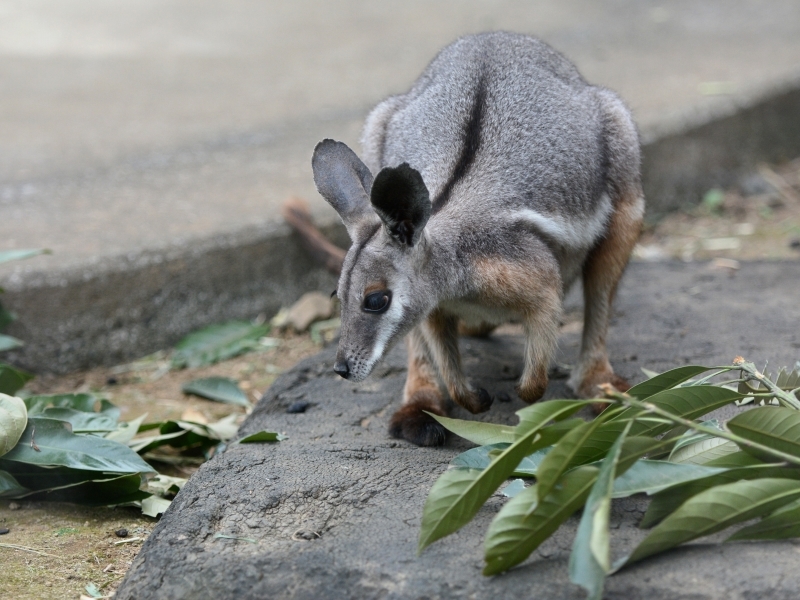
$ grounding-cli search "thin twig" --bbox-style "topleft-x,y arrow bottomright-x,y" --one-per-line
0,542 -> 58,557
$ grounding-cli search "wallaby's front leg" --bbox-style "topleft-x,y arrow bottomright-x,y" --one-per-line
518,295 -> 562,404
388,327 -> 448,446
421,309 -> 493,414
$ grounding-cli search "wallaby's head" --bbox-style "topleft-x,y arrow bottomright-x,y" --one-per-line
312,139 -> 433,382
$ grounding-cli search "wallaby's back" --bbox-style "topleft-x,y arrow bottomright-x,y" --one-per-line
362,32 -> 639,262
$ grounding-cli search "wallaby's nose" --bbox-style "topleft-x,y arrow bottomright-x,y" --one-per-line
333,360 -> 350,379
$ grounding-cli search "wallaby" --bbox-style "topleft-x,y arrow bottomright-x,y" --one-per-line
311,32 -> 643,446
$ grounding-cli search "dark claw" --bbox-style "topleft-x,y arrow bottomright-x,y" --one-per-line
475,387 -> 494,412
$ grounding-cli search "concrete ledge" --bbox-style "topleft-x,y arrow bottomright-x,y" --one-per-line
2,222 -> 348,373
642,74 -> 800,217
3,79 -> 800,373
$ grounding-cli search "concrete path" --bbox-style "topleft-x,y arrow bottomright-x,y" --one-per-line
114,260 -> 800,600
2,1 -> 800,372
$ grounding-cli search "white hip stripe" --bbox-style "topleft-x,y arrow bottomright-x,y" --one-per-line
513,193 -> 613,248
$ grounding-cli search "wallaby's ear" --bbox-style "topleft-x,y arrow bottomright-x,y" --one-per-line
370,163 -> 431,247
312,139 -> 376,240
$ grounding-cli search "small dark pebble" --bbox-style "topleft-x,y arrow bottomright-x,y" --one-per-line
496,392 -> 511,403
106,376 -> 118,386
115,528 -> 129,538
789,238 -> 800,250
0,527 -> 9,535
629,354 -> 638,361
286,401 -> 310,414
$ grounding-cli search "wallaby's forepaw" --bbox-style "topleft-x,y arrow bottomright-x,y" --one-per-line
389,393 -> 448,446
454,387 -> 493,414
516,378 -> 548,404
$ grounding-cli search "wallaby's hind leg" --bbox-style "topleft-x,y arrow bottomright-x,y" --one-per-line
569,197 -> 642,400
569,90 -> 644,402
389,327 -> 449,446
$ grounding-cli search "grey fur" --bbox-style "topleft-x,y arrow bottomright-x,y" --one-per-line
312,32 -> 644,444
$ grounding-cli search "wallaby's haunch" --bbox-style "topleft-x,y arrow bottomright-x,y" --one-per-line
312,32 -> 643,446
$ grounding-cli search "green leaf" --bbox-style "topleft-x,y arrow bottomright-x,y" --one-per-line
703,450 -> 765,468
24,393 -> 119,421
85,582 -> 103,599
429,413 -> 515,446
141,495 -> 172,517
39,407 -> 118,433
669,438 -> 740,465
728,499 -> 800,541
105,414 -> 148,445
612,385 -> 742,430
2,417 -> 156,473
419,403 -> 568,553
515,400 -> 591,439
180,414 -> 238,442
0,334 -> 23,352
0,469 -> 28,497
482,435 -> 660,576
502,479 -> 526,498
568,386 -> 743,468
145,474 -> 187,497
0,301 -> 14,331
171,321 -> 270,368
611,460 -> 726,498
622,478 -> 800,567
569,422 -> 631,600
128,427 -> 189,454
0,249 -> 50,264
483,466 -> 599,575
238,430 -> 285,443
536,414 -> 613,501
0,363 -> 33,396
627,365 -> 713,399
0,393 -> 27,456
728,406 -> 800,460
16,472 -> 149,505
450,444 -> 550,478
640,464 -> 800,528
182,377 -> 250,407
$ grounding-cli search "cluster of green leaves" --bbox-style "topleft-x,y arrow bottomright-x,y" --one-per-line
419,361 -> 800,600
0,391 -> 280,516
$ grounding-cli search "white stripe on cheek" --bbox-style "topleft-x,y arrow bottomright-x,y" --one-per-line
366,295 -> 404,371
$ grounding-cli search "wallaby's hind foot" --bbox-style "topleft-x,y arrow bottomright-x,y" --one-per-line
388,392 -> 448,446
570,367 -> 630,399
569,366 -> 630,415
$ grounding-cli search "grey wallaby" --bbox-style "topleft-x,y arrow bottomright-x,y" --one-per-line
311,32 -> 643,446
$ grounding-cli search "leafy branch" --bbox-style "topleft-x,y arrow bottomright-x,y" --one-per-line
418,359 -> 800,600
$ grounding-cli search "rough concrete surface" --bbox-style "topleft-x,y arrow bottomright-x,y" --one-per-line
115,261 -> 800,600
2,1 -> 800,372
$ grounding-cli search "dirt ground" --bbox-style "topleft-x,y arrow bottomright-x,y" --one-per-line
2,158 -> 799,599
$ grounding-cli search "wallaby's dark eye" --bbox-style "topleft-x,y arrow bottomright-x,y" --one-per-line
363,291 -> 392,313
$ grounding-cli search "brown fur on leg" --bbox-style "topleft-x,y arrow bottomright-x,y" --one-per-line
458,321 -> 497,338
388,391 -> 448,446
